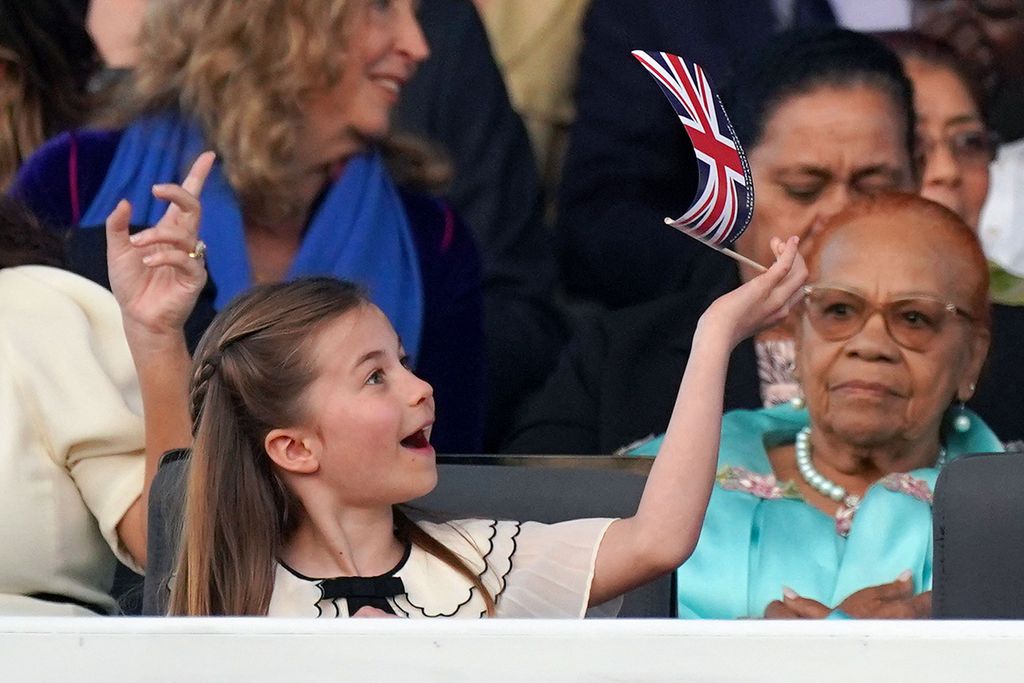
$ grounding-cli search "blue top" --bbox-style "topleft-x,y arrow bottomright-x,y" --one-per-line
628,404 -> 1003,618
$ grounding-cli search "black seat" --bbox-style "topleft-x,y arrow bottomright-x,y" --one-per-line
144,452 -> 674,617
932,452 -> 1024,618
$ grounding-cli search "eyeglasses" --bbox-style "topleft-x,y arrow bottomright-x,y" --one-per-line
917,129 -> 1000,168
801,285 -> 975,351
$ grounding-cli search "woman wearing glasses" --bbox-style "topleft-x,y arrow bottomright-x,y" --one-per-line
628,193 -> 999,619
882,32 -> 997,231
878,31 -> 1024,442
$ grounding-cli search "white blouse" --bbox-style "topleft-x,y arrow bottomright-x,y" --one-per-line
0,266 -> 145,615
267,517 -> 620,618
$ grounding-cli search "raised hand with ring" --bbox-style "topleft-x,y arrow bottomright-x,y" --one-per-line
105,150 -> 216,338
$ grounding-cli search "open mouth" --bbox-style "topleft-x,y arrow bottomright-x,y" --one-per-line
400,428 -> 431,449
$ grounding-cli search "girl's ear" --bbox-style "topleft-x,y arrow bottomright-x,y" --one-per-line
265,428 -> 320,474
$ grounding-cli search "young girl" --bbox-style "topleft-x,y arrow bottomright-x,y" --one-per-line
110,153 -> 808,617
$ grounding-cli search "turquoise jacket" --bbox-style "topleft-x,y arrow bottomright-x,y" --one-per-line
628,404 -> 1003,618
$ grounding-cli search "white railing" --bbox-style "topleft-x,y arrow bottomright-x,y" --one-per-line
3,618 -> 1024,681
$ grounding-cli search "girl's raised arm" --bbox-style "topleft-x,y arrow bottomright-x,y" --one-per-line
109,151 -> 215,568
589,236 -> 806,606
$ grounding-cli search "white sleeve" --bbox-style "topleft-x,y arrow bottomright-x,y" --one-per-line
6,268 -> 145,572
495,517 -> 621,618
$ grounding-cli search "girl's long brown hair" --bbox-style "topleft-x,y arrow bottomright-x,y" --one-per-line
169,278 -> 493,616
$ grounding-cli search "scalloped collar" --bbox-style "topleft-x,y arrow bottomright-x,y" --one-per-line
266,519 -> 521,618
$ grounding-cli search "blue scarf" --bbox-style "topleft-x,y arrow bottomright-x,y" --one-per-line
80,112 -> 424,361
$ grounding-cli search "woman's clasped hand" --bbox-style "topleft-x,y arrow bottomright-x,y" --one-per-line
766,572 -> 931,619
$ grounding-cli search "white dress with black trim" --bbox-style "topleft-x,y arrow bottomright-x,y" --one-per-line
267,518 -> 620,618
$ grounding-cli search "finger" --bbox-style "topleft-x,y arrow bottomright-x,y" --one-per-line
767,236 -> 800,279
180,150 -> 216,197
129,223 -> 202,252
152,183 -> 202,220
761,247 -> 807,312
781,278 -> 806,313
775,256 -> 809,309
781,590 -> 831,619
751,236 -> 800,293
848,575 -> 914,605
876,573 -> 915,601
763,600 -> 799,619
910,591 -> 932,618
874,591 -> 931,619
105,199 -> 133,254
141,249 -> 209,279
761,236 -> 798,274
774,249 -> 807,294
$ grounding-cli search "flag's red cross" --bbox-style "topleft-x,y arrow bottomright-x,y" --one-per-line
634,49 -> 751,246
666,55 -> 743,238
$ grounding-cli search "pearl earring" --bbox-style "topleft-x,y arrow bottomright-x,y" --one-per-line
952,402 -> 971,434
789,394 -> 805,410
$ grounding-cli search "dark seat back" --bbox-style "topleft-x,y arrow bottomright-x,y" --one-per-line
143,449 -> 190,615
144,453 -> 674,617
933,452 -> 1024,618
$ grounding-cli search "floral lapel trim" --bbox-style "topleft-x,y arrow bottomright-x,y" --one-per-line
878,472 -> 934,505
715,466 -> 802,500
716,466 -> 935,536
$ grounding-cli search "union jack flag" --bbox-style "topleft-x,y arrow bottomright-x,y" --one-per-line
632,50 -> 754,247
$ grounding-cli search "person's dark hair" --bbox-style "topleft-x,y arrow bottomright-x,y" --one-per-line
727,28 -> 916,163
0,196 -> 65,269
171,277 -> 494,616
876,30 -> 990,121
0,0 -> 100,189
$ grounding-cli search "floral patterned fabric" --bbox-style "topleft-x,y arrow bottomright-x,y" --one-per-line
754,338 -> 798,407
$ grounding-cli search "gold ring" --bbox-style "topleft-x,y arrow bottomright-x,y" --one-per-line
188,239 -> 207,260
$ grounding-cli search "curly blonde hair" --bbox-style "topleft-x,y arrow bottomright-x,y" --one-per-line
113,0 -> 363,224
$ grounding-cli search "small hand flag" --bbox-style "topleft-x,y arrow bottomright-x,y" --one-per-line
632,50 -> 763,271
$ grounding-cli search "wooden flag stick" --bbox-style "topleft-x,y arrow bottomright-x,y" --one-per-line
719,247 -> 768,273
663,217 -> 768,273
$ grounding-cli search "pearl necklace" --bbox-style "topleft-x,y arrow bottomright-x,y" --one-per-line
794,427 -> 947,536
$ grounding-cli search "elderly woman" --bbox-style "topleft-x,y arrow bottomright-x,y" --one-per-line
629,193 -> 999,618
10,0 -> 484,453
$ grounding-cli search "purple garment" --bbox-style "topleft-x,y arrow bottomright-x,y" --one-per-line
12,129 -> 486,453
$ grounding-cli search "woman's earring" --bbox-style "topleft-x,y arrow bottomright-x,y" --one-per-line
952,402 -> 972,434
789,394 -> 805,410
